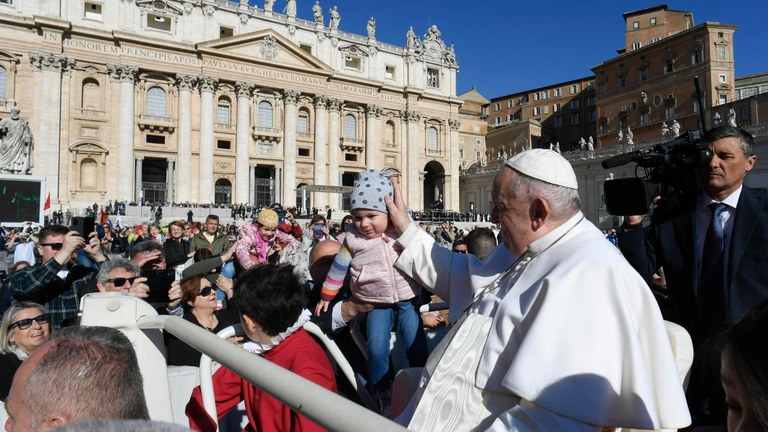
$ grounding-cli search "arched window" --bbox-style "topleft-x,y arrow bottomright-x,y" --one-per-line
146,86 -> 167,116
81,78 -> 100,110
80,158 -> 98,190
384,121 -> 396,144
214,178 -> 232,205
426,126 -> 439,150
298,108 -> 310,134
258,100 -> 273,128
217,96 -> 231,124
0,66 -> 7,100
344,114 -> 357,139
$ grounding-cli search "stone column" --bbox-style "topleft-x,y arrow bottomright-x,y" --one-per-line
235,82 -> 252,204
448,119 -> 461,211
198,76 -> 218,204
135,158 -> 143,202
313,95 -> 329,210
249,166 -> 256,203
327,98 -> 342,209
274,167 -> 282,206
166,159 -> 175,203
282,89 -> 300,206
105,64 -> 138,201
405,110 -> 421,208
174,74 -> 196,204
365,104 -> 381,169
29,52 -> 75,206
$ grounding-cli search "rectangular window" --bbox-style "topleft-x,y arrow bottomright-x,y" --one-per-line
217,140 -> 231,150
507,100 -> 513,108
494,117 -> 500,125
298,115 -> 309,134
665,59 -> 674,73
650,18 -> 657,26
588,110 -> 596,122
543,106 -> 549,114
494,103 -> 500,111
719,74 -> 727,83
300,44 -> 313,54
147,14 -> 172,31
640,67 -> 648,81
554,88 -> 562,97
385,65 -> 395,79
298,148 -> 310,157
619,75 -> 627,88
598,81 -> 607,96
633,21 -> 639,30
571,113 -> 580,125
533,93 -> 539,101
532,107 -> 541,115
599,119 -> 608,135
640,111 -> 649,125
587,96 -> 596,107
570,84 -> 579,94
651,36 -> 661,43
632,41 -> 642,50
84,2 -> 102,20
666,103 -> 676,119
719,95 -> 728,105
570,99 -> 580,109
459,149 -> 464,159
506,114 -> 512,121
219,26 -> 234,38
345,56 -> 362,71
344,153 -> 358,162
553,103 -> 560,112
691,49 -> 703,64
147,134 -> 165,145
554,116 -> 562,127
427,68 -> 439,88
217,104 -> 230,124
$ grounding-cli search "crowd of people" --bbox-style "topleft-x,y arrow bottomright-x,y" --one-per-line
1,126 -> 767,431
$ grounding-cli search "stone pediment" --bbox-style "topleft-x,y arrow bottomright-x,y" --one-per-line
196,30 -> 332,75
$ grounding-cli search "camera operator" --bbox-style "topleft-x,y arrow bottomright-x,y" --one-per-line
618,126 -> 768,426
7,225 -> 107,328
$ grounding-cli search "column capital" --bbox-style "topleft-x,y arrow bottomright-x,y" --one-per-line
327,98 -> 343,112
235,81 -> 253,98
175,74 -> 198,91
448,119 -> 461,130
107,64 -> 138,83
283,89 -> 301,105
313,94 -> 329,109
198,76 -> 219,93
404,110 -> 421,123
366,104 -> 382,118
29,52 -> 75,72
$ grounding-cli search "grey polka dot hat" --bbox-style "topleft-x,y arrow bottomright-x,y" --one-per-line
350,169 -> 393,213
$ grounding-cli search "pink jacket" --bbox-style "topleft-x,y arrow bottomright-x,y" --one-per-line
344,226 -> 422,304
235,223 -> 297,270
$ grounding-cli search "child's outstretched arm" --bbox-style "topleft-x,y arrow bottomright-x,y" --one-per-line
315,242 -> 353,316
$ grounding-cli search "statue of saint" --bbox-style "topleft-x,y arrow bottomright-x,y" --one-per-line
329,6 -> 340,29
312,1 -> 323,24
406,26 -> 418,49
728,108 -> 737,127
640,91 -> 648,104
264,0 -> 275,12
626,126 -> 634,145
587,136 -> 595,159
713,112 -> 722,126
554,142 -> 561,154
579,137 -> 586,150
661,121 -> 669,138
285,0 -> 296,17
0,107 -> 35,175
671,119 -> 681,137
367,17 -> 376,39
617,130 -> 624,143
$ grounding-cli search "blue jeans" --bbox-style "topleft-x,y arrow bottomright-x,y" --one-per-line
217,261 -> 236,301
366,300 -> 428,391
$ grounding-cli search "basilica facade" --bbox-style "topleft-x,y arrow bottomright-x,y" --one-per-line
0,0 -> 461,212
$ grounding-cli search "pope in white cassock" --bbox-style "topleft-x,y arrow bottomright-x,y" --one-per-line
384,149 -> 691,431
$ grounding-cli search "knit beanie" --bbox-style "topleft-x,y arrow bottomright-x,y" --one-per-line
257,209 -> 279,229
350,169 -> 393,213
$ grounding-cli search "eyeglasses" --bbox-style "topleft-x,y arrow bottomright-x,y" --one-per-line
107,276 -> 138,287
453,249 -> 468,254
40,242 -> 64,250
10,314 -> 50,330
199,285 -> 216,297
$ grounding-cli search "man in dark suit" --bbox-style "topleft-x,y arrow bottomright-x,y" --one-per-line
618,126 -> 768,425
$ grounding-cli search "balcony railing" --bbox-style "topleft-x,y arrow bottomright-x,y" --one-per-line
74,107 -> 107,121
340,137 -> 364,152
138,114 -> 176,133
252,125 -> 281,143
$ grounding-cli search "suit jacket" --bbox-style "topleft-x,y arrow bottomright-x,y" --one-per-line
619,186 -> 768,330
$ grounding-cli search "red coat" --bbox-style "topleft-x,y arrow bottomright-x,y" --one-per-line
186,329 -> 337,432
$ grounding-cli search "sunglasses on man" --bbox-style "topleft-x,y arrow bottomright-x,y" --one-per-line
10,313 -> 50,330
107,277 -> 139,287
39,242 -> 64,250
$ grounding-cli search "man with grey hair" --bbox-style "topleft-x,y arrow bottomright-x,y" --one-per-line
90,257 -> 182,313
4,326 -> 149,431
385,149 -> 691,430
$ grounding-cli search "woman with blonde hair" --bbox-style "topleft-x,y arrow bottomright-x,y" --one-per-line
0,301 -> 52,400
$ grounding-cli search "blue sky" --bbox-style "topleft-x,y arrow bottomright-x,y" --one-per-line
245,1 -> 768,99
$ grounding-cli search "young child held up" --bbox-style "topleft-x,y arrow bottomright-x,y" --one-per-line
235,209 -> 298,269
315,168 -> 427,410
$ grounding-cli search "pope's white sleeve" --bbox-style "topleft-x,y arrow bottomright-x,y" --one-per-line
486,399 -> 598,432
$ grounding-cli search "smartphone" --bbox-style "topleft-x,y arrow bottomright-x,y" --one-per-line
71,216 -> 95,238
277,210 -> 287,222
313,223 -> 325,240
141,269 -> 175,304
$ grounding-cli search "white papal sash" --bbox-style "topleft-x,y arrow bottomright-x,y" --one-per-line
407,312 -> 508,431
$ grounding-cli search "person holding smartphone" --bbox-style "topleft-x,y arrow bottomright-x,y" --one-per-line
7,224 -> 107,328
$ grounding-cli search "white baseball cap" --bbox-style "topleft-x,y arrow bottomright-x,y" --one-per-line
505,149 -> 578,190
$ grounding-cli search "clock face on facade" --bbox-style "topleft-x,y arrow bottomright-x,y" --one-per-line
424,40 -> 441,60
